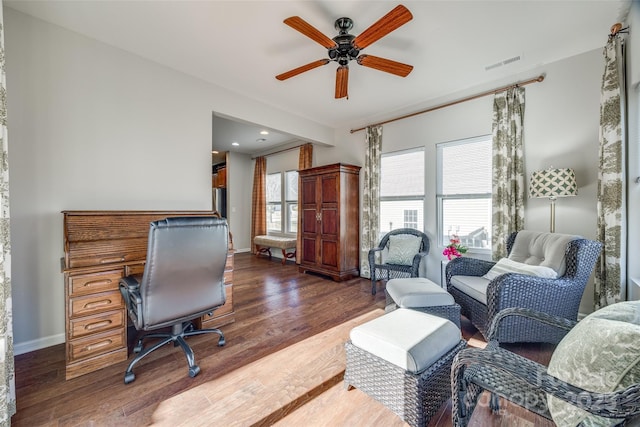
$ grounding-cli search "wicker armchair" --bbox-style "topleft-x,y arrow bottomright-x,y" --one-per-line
451,307 -> 640,426
368,228 -> 430,295
445,230 -> 602,343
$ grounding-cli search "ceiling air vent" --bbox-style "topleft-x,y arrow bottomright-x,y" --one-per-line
485,55 -> 522,71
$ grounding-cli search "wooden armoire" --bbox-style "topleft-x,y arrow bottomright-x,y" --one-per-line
298,163 -> 361,281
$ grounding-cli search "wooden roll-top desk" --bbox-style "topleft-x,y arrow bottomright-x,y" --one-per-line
61,210 -> 235,380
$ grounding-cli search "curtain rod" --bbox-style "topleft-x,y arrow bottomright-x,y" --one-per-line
350,74 -> 545,133
251,143 -> 307,160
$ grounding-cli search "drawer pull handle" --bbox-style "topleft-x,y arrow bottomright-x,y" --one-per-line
99,256 -> 126,264
85,340 -> 112,352
84,299 -> 111,309
82,279 -> 112,288
84,320 -> 112,330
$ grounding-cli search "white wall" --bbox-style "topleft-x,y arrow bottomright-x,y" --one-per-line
4,8 -> 334,352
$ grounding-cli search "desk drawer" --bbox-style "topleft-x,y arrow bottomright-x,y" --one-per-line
69,309 -> 124,339
69,290 -> 124,318
68,328 -> 125,363
69,270 -> 122,297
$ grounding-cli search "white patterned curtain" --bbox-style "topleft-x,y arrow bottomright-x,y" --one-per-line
595,34 -> 626,308
360,125 -> 382,278
0,2 -> 16,422
491,87 -> 525,260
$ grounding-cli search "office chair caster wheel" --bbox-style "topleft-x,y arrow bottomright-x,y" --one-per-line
189,365 -> 200,378
133,342 -> 143,353
124,372 -> 136,384
218,337 -> 226,346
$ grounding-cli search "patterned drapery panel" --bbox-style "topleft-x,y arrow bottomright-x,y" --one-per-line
296,144 -> 313,264
595,35 -> 626,308
491,87 -> 525,260
0,2 -> 16,421
360,126 -> 382,278
250,157 -> 267,254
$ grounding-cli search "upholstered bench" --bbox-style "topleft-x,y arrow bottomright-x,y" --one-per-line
385,277 -> 461,328
253,235 -> 297,265
345,309 -> 466,427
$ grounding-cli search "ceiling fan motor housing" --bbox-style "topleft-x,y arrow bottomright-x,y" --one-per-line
329,17 -> 359,65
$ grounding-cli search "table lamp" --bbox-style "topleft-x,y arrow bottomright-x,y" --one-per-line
528,167 -> 577,233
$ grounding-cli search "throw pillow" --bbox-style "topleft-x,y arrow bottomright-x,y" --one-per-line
547,301 -> 640,427
385,234 -> 421,266
482,257 -> 558,281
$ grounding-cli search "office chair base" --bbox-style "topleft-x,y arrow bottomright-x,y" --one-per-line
124,322 -> 225,384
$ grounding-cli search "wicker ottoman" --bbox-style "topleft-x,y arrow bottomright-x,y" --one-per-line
385,277 -> 461,328
344,309 -> 467,427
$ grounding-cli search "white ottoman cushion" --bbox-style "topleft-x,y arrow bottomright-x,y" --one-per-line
349,308 -> 461,373
387,278 -> 455,308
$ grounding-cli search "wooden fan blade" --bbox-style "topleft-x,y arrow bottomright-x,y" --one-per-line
357,55 -> 413,77
284,16 -> 337,49
353,5 -> 413,49
276,59 -> 330,81
335,66 -> 349,99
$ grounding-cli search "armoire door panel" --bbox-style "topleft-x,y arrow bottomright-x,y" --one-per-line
302,237 -> 317,264
320,240 -> 338,268
302,209 -> 318,234
320,175 -> 339,204
301,180 -> 317,205
321,209 -> 338,235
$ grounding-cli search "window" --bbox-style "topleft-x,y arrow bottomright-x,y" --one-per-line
379,148 -> 425,235
437,135 -> 492,251
266,170 -> 298,233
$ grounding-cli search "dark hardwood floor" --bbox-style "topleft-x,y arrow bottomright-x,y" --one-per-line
12,253 -> 555,426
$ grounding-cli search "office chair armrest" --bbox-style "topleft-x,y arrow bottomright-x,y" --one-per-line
119,276 -> 142,322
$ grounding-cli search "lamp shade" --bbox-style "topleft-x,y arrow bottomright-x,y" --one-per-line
529,168 -> 578,198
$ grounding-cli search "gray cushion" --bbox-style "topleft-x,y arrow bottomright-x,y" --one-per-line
547,301 -> 640,427
508,230 -> 579,276
385,234 -> 421,266
450,275 -> 490,305
387,278 -> 454,308
349,308 -> 461,373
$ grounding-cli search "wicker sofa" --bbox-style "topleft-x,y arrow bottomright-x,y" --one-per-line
445,230 -> 602,344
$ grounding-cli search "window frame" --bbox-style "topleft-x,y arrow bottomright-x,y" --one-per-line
266,170 -> 298,236
436,135 -> 492,254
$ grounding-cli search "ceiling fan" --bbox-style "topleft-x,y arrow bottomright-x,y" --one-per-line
276,4 -> 414,99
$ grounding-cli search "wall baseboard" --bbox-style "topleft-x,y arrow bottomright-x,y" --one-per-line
14,333 -> 65,356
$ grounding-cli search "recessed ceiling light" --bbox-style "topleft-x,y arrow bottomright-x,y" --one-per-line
260,130 -> 269,135
232,142 -> 239,146
212,150 -> 219,154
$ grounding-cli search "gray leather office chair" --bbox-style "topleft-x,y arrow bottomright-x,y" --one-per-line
119,216 -> 229,384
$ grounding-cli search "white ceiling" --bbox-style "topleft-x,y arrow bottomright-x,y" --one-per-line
6,0 -> 631,154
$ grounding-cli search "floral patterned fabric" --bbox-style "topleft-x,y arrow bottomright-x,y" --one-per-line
491,87 -> 525,260
360,126 -> 382,278
595,36 -> 626,309
0,3 -> 16,421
